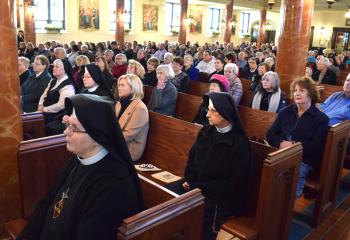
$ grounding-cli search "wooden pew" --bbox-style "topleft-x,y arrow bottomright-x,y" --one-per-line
303,121 -> 350,227
22,112 -> 45,140
240,78 -> 254,107
238,105 -> 276,140
175,93 -> 202,122
139,111 -> 303,240
319,84 -> 343,102
222,143 -> 302,240
143,85 -> 153,106
6,133 -> 205,240
188,81 -> 209,97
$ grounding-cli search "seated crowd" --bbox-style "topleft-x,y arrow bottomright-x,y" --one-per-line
16,37 -> 350,239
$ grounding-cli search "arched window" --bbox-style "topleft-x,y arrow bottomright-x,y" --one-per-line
34,0 -> 66,31
240,12 -> 250,35
109,0 -> 133,31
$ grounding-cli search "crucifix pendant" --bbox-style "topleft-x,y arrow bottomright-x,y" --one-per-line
52,189 -> 69,219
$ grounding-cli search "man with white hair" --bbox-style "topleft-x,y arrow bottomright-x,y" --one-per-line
18,56 -> 31,86
312,57 -> 337,85
54,47 -> 67,60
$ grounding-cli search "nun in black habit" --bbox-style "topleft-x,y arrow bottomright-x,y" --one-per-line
80,64 -> 114,101
18,94 -> 143,240
183,92 -> 252,240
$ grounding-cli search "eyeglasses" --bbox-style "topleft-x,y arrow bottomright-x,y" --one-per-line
63,121 -> 87,135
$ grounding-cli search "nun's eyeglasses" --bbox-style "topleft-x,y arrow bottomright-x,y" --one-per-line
63,121 -> 87,135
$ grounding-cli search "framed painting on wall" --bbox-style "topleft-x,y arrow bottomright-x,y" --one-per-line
143,4 -> 158,31
79,0 -> 100,30
189,10 -> 202,33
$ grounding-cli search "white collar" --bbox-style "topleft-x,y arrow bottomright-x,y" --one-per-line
77,147 -> 108,165
87,84 -> 99,92
215,124 -> 233,133
57,74 -> 69,83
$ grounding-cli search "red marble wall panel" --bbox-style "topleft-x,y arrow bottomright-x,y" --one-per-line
0,0 -> 22,233
275,0 -> 314,94
178,0 -> 188,44
257,8 -> 267,47
224,0 -> 234,44
116,0 -> 125,44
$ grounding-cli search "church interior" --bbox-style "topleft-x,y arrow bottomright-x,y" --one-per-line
1,0 -> 350,239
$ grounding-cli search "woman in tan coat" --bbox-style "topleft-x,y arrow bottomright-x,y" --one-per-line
115,74 -> 149,161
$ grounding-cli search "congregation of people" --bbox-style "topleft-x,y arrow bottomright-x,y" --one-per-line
16,33 -> 350,240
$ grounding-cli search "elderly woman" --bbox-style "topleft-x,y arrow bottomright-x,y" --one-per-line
251,71 -> 287,113
111,53 -> 128,80
163,52 -> 174,65
311,57 -> 337,85
115,74 -> 149,161
267,77 -> 329,197
183,54 -> 199,81
73,55 -> 90,91
183,92 -> 251,240
18,94 -> 143,240
38,59 -> 75,135
171,56 -> 190,93
193,74 -> 230,125
95,56 -> 114,90
80,64 -> 114,100
224,63 -> 243,105
21,55 -> 52,113
148,65 -> 177,116
127,59 -> 146,80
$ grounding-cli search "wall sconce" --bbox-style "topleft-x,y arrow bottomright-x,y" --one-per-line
345,5 -> 350,19
267,0 -> 275,9
326,0 -> 335,8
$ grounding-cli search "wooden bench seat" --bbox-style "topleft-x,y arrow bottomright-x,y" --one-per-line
6,133 -> 205,239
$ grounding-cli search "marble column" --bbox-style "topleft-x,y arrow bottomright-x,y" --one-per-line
24,0 -> 36,45
275,0 -> 314,93
0,0 -> 22,232
178,0 -> 188,44
224,0 -> 234,44
16,0 -> 21,29
257,8 -> 267,47
115,0 -> 125,44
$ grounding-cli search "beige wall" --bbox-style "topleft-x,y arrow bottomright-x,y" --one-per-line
33,1 -> 349,47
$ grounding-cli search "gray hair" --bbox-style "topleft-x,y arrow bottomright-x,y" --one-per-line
104,49 -> 114,56
18,57 -> 30,68
318,56 -> 330,66
156,64 -> 175,79
164,52 -> 174,62
262,71 -> 280,92
224,63 -> 239,75
54,47 -> 67,57
264,57 -> 275,66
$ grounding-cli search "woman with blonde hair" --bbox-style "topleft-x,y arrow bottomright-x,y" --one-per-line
115,74 -> 149,161
127,59 -> 146,80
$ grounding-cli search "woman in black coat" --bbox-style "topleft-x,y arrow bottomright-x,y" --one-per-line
18,94 -> 143,240
183,92 -> 251,240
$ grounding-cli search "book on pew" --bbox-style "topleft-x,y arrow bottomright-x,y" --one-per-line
151,171 -> 182,183
135,164 -> 161,172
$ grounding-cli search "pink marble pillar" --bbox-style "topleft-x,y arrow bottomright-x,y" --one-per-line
224,0 -> 234,44
257,8 -> 266,47
275,0 -> 314,93
115,0 -> 125,44
0,0 -> 22,232
24,0 -> 36,45
178,0 -> 188,44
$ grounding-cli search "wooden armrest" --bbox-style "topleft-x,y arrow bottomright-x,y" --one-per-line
222,217 -> 258,240
305,178 -> 321,192
5,219 -> 27,240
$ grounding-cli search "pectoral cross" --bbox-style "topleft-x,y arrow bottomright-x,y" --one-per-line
52,188 -> 69,219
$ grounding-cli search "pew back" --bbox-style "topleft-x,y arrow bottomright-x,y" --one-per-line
188,81 -> 209,97
18,134 -> 71,219
22,112 -> 45,140
175,93 -> 202,122
143,85 -> 154,106
240,78 -> 254,107
140,111 -> 202,178
319,84 -> 343,102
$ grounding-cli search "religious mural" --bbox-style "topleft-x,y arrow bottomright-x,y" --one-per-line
79,0 -> 100,30
189,10 -> 202,33
143,4 -> 158,31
